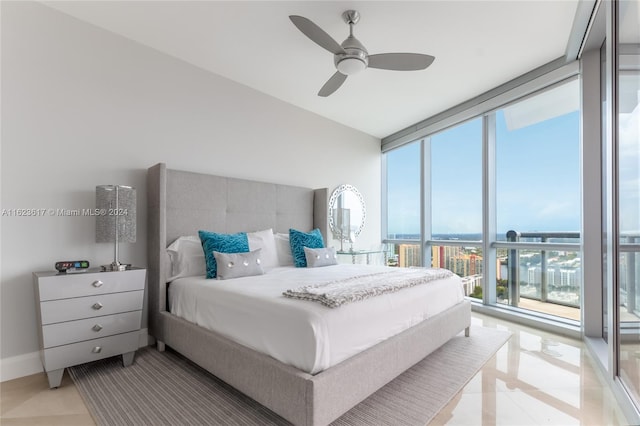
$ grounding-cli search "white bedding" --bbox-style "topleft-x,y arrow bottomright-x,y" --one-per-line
168,264 -> 464,374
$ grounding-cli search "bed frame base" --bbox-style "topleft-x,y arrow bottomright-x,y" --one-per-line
157,300 -> 470,426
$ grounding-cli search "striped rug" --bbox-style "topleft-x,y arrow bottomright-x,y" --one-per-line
70,325 -> 510,426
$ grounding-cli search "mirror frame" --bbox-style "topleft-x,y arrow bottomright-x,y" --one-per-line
328,184 -> 366,241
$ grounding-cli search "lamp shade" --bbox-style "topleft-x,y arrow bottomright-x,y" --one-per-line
96,185 -> 136,243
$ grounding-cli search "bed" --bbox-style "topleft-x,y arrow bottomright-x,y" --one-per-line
147,163 -> 471,426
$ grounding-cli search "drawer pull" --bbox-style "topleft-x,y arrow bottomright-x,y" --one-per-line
92,280 -> 104,288
92,324 -> 103,332
92,346 -> 102,354
92,302 -> 103,310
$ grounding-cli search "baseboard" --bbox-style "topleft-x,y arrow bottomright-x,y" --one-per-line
0,351 -> 42,382
1,328 -> 150,382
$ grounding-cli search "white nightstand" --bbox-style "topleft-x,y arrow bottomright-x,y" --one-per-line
33,268 -> 146,388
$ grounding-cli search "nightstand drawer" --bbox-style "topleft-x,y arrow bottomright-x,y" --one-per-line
40,290 -> 143,325
42,331 -> 139,371
42,311 -> 142,348
37,269 -> 146,301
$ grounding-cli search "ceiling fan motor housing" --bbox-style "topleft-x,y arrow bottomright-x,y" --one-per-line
334,35 -> 368,75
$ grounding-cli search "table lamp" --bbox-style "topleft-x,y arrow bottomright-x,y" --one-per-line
95,185 -> 136,271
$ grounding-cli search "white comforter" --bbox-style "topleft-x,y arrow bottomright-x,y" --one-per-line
168,264 -> 464,374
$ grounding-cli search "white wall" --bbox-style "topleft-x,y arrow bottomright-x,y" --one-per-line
0,2 -> 381,379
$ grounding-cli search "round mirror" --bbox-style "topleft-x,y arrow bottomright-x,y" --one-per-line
328,184 -> 366,243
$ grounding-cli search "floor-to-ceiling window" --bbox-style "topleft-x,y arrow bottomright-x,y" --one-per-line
383,72 -> 581,323
385,140 -> 421,267
575,0 -> 640,421
384,0 -> 640,420
615,0 -> 640,407
429,118 -> 483,298
494,81 -> 581,321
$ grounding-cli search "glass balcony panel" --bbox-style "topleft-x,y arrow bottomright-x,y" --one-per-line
499,247 -> 581,321
619,251 -> 640,320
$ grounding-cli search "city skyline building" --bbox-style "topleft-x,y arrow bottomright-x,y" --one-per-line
391,243 -> 582,306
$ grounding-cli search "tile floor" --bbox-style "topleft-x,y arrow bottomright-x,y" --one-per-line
432,313 -> 628,425
0,313 -> 631,425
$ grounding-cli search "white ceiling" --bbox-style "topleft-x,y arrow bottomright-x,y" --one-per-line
43,1 -> 580,139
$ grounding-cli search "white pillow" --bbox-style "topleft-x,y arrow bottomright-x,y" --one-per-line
166,236 -> 206,281
247,229 -> 279,270
214,249 -> 264,280
274,233 -> 294,266
304,246 -> 338,268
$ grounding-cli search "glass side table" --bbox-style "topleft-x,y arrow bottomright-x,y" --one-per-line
337,250 -> 387,265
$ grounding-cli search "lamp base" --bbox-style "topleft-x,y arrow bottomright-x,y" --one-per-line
101,262 -> 130,272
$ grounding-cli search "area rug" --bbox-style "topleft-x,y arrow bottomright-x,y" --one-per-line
70,325 -> 510,426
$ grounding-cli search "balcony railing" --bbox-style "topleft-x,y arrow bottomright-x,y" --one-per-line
385,234 -> 585,320
620,234 -> 640,316
505,231 -> 581,311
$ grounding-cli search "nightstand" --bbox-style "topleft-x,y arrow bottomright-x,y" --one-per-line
33,268 -> 146,388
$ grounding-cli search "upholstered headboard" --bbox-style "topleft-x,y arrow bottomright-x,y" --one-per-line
146,163 -> 328,341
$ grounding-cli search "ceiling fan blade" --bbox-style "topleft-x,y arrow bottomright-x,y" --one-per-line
318,72 -> 347,97
289,15 -> 345,55
368,53 -> 435,71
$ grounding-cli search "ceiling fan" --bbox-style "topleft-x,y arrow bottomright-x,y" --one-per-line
289,10 -> 435,97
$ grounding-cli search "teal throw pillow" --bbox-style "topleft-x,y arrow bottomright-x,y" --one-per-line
289,228 -> 325,267
199,230 -> 249,278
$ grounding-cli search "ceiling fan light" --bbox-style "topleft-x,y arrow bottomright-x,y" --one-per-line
336,57 -> 366,75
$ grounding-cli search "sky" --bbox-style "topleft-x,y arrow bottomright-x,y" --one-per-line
386,108 -> 581,238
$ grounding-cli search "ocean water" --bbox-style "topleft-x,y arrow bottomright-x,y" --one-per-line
388,233 -> 579,243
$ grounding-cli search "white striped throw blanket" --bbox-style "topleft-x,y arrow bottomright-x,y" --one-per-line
283,268 -> 455,308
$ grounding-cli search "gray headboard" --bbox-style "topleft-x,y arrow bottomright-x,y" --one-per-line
147,163 -> 328,341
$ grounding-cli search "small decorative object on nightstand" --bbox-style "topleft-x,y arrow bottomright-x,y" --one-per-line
33,267 -> 146,388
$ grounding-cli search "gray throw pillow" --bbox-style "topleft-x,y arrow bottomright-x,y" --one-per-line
304,246 -> 338,268
213,249 -> 264,280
